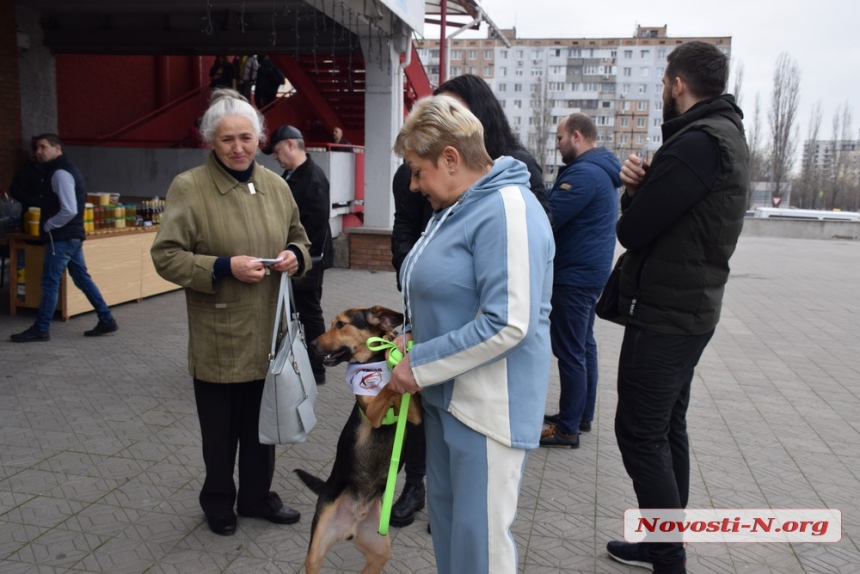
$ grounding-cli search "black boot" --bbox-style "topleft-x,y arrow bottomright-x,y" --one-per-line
390,481 -> 425,527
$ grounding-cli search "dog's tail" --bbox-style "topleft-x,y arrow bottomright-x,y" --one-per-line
294,469 -> 325,495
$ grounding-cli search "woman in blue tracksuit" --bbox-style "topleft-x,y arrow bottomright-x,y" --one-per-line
387,95 -> 555,574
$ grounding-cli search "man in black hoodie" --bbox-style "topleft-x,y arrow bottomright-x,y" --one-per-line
10,134 -> 117,343
606,42 -> 749,573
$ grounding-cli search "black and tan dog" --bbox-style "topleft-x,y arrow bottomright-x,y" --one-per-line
297,306 -> 421,574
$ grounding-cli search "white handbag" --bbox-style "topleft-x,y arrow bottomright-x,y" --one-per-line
259,272 -> 318,445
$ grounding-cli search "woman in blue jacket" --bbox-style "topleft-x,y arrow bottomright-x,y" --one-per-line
387,95 -> 555,574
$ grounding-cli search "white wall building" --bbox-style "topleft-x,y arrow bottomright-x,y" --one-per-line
416,26 -> 732,187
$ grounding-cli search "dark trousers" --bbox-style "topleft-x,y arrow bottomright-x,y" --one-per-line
614,325 -> 714,573
293,272 -> 326,381
402,421 -> 427,483
549,284 -> 603,435
193,378 -> 278,518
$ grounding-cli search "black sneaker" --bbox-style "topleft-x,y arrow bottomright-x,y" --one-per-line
539,425 -> 579,448
84,319 -> 118,337
10,326 -> 51,343
607,540 -> 652,570
579,420 -> 592,433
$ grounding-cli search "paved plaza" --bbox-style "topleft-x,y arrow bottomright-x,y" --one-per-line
1,235 -> 859,573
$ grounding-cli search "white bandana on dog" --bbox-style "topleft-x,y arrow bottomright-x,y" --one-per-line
345,361 -> 391,396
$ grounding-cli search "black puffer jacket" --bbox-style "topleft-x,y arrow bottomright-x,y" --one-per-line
617,95 -> 749,335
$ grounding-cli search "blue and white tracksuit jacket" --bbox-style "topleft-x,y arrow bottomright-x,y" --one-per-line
400,156 -> 555,449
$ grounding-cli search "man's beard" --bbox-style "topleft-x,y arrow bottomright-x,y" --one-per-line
663,94 -> 681,123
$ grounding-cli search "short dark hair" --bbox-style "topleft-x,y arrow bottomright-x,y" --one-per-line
433,74 -> 519,159
34,133 -> 63,147
564,113 -> 597,141
665,41 -> 728,99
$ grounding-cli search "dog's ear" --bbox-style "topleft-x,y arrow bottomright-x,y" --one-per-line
366,306 -> 404,333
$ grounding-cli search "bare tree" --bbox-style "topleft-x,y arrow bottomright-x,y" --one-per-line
746,92 -> 764,207
768,52 -> 801,205
826,102 -> 855,209
797,101 -> 823,208
732,60 -> 744,108
527,72 -> 552,183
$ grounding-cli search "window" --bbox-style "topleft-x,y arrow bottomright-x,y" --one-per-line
484,66 -> 493,76
532,50 -> 542,59
622,101 -> 631,110
553,49 -> 561,57
623,67 -> 632,77
515,69 -> 523,76
637,118 -> 646,127
500,100 -> 506,108
499,67 -> 507,76
513,100 -> 522,108
516,50 -> 524,58
596,116 -> 608,125
531,68 -> 543,76
621,117 -> 629,127
530,83 -> 540,93
656,84 -> 662,93
514,83 -> 522,92
656,66 -> 664,77
513,116 -> 522,125
552,115 -> 562,125
621,134 -> 628,144
637,101 -> 647,110
500,50 -> 508,59
622,84 -> 630,93
429,49 -> 439,58
624,50 -> 633,59
602,101 -> 611,108
451,50 -> 462,59
638,84 -> 647,93
569,48 -> 581,57
652,135 -> 662,143
653,118 -> 660,127
641,67 -> 649,77
584,65 -> 598,74
468,50 -> 477,59
654,101 -> 663,110
657,49 -> 666,59
485,50 -> 493,59
499,83 -> 507,92
636,134 -> 644,144
641,49 -> 650,59
451,66 -> 460,76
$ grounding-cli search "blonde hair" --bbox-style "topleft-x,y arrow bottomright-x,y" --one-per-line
394,95 -> 492,170
200,88 -> 267,145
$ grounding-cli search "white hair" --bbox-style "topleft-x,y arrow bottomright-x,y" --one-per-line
200,88 -> 267,145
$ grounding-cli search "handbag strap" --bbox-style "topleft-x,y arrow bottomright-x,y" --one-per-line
269,272 -> 296,359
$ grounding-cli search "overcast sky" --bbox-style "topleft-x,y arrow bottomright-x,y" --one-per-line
422,0 -> 860,152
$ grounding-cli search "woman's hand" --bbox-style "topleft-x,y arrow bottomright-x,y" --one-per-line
388,350 -> 421,394
270,250 -> 300,276
231,255 -> 267,283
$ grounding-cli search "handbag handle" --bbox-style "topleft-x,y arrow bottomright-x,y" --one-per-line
269,272 -> 299,359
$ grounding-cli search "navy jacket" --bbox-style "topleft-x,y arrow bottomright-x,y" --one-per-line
548,147 -> 621,287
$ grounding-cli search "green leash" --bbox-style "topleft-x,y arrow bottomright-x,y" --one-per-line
366,337 -> 413,535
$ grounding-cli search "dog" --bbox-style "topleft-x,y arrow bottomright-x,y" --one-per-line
297,306 -> 421,574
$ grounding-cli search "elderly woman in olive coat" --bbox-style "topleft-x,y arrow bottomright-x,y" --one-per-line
151,89 -> 311,536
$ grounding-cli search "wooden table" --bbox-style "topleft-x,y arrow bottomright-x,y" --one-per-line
7,228 -> 179,321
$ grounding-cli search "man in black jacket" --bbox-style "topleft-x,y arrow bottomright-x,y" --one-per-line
263,125 -> 333,384
11,134 -> 118,343
606,42 -> 749,573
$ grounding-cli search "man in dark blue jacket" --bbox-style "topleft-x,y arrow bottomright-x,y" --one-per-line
541,113 -> 621,449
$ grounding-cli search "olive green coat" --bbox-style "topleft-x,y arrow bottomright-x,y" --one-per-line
151,152 -> 312,383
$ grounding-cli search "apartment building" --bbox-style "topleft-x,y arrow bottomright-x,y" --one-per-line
803,139 -> 860,178
415,26 -> 731,186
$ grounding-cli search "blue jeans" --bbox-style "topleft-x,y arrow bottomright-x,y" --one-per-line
35,238 -> 113,331
549,284 -> 603,435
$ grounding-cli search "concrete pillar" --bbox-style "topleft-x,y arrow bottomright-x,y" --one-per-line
16,8 -> 58,148
359,29 -> 406,230
1,4 -> 24,185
